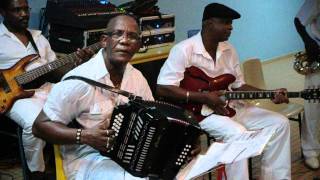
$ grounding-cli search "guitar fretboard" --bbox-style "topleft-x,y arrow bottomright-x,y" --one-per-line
225,91 -> 301,100
15,42 -> 101,85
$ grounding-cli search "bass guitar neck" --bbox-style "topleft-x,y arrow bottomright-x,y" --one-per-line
0,42 -> 102,114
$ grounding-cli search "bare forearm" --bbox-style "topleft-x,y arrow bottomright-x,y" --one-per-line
32,110 -> 78,144
156,84 -> 208,104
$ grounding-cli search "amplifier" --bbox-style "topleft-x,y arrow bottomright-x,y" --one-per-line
46,1 -> 121,29
49,24 -> 106,53
139,14 -> 175,31
139,14 -> 175,50
140,27 -> 175,50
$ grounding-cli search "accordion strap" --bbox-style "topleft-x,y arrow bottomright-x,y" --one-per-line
64,75 -> 142,100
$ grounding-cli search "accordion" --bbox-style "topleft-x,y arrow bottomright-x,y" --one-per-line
102,99 -> 202,179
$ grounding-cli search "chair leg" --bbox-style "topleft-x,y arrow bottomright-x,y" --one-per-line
289,111 -> 304,159
17,126 -> 31,180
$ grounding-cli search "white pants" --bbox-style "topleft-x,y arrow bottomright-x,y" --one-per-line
72,152 -> 147,180
199,104 -> 291,180
301,72 -> 320,158
6,83 -> 52,172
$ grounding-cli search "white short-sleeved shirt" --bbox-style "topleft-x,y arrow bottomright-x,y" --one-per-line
43,49 -> 154,176
0,23 -> 56,119
0,23 -> 56,70
157,32 -> 245,89
296,0 -> 320,44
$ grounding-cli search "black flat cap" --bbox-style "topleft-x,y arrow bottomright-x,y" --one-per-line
202,3 -> 241,21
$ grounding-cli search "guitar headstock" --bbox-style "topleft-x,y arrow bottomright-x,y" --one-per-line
301,88 -> 320,102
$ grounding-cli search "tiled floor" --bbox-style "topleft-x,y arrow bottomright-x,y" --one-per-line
0,53 -> 319,180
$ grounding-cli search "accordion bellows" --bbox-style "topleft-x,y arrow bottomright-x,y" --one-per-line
102,99 -> 202,179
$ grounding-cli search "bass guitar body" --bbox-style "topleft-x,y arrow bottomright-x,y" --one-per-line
0,54 -> 38,113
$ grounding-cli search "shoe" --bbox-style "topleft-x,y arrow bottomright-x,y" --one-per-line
305,157 -> 320,170
30,171 -> 45,180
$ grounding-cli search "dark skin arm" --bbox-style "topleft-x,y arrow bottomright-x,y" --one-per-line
234,84 -> 289,104
190,137 -> 202,157
294,17 -> 320,62
32,110 -> 115,153
157,84 -> 229,115
156,84 -> 288,116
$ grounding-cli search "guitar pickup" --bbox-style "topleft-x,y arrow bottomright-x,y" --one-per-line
0,73 -> 11,93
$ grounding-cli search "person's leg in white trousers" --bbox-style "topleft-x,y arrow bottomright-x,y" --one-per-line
301,72 -> 320,159
7,97 -> 46,172
200,105 -> 291,180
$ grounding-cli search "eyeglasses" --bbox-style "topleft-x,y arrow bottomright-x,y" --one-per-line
105,30 -> 140,43
9,7 -> 31,14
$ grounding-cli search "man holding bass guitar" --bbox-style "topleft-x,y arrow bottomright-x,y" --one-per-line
157,3 -> 291,180
0,0 -> 94,178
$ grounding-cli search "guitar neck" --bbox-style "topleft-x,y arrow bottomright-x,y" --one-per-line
16,42 -> 101,85
225,91 -> 301,100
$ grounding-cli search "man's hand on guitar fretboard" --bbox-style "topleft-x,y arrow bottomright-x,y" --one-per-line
204,91 -> 229,116
271,88 -> 289,104
75,47 -> 96,66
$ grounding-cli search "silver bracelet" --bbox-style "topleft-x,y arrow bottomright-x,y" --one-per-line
76,129 -> 82,144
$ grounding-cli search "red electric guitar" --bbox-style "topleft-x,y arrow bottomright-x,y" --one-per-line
0,42 -> 102,114
179,66 -> 320,121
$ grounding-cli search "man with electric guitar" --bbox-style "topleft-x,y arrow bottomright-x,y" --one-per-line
0,0 -> 94,178
157,3 -> 292,180
294,0 -> 320,170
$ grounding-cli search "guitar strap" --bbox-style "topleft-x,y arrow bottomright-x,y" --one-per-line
64,75 -> 142,101
25,30 -> 40,56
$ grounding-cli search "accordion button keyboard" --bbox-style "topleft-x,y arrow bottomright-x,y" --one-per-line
123,160 -> 130,164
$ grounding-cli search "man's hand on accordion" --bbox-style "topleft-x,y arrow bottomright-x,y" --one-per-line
81,119 -> 115,153
190,137 -> 202,158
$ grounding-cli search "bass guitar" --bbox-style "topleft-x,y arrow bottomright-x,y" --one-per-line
179,66 -> 320,121
0,42 -> 102,114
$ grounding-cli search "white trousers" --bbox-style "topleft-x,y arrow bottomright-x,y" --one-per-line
72,152 -> 147,180
199,104 -> 291,180
301,72 -> 320,158
6,83 -> 51,172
